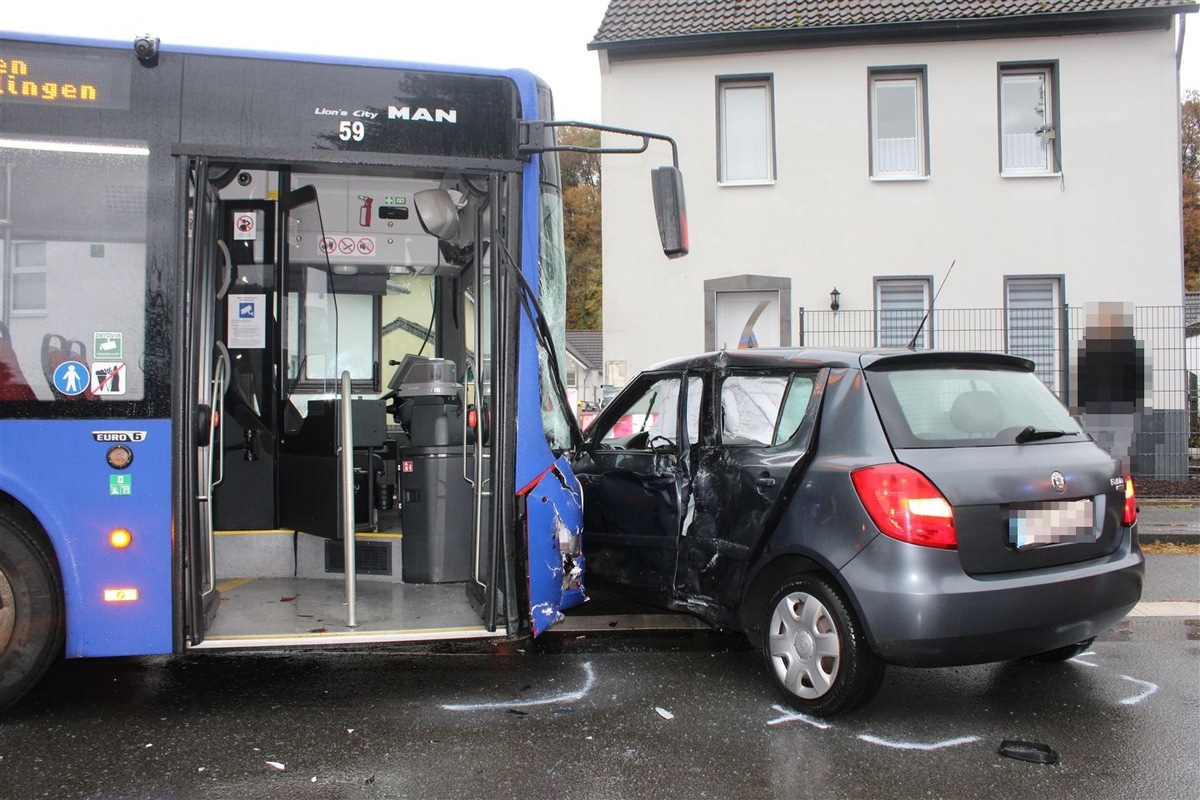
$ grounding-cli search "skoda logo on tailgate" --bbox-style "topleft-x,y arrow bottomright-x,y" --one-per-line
1050,471 -> 1066,494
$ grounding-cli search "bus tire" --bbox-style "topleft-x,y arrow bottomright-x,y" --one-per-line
0,506 -> 63,712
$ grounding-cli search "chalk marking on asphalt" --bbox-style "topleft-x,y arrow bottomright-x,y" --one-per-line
441,661 -> 596,711
858,734 -> 981,751
766,704 -> 832,729
1068,653 -> 1158,707
1117,675 -> 1159,706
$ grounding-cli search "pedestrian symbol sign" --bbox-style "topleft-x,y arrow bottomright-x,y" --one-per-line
53,360 -> 89,397
109,474 -> 132,496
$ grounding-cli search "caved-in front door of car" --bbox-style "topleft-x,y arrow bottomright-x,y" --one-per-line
677,369 -> 826,614
573,372 -> 701,601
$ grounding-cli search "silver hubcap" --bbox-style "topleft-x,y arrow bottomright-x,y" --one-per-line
0,568 -> 14,655
767,590 -> 841,700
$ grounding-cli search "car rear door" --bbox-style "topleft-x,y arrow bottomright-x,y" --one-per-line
677,369 -> 826,617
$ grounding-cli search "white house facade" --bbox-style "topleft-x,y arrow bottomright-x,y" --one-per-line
590,0 -> 1197,478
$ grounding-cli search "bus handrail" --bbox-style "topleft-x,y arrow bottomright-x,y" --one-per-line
340,371 -> 358,629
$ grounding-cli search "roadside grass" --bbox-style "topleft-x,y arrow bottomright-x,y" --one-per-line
1141,540 -> 1200,555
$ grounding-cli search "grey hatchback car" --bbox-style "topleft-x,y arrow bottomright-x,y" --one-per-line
571,348 -> 1143,715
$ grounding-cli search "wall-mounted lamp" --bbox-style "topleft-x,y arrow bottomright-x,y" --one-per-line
829,287 -> 841,312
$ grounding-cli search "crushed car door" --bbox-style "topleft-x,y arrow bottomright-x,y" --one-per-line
573,372 -> 701,600
678,369 -> 827,622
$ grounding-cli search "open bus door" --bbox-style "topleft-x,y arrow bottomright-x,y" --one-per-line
182,159 -> 511,647
183,156 -> 223,644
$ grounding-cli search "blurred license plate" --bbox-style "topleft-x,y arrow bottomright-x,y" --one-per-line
1008,499 -> 1096,550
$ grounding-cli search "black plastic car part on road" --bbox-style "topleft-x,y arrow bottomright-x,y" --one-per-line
571,348 -> 1144,715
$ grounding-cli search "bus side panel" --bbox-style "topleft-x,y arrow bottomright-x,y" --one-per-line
514,155 -> 557,492
512,150 -> 576,632
525,455 -> 584,636
0,419 -> 174,658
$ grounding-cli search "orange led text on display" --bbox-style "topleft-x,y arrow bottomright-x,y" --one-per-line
0,56 -> 99,103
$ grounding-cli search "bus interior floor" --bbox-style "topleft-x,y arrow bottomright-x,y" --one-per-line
199,577 -> 488,644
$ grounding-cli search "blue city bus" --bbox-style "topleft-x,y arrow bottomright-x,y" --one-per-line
0,33 -> 686,710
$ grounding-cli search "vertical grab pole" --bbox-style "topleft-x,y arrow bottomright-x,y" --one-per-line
340,371 -> 358,628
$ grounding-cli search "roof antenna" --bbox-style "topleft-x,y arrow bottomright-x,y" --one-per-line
907,259 -> 956,350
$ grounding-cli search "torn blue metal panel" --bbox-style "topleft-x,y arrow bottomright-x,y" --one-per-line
525,454 -> 585,634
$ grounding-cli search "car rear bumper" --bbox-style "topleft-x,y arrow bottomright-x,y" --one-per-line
839,527 -> 1144,667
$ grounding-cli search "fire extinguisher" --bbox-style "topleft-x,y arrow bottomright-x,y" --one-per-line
359,196 -> 373,227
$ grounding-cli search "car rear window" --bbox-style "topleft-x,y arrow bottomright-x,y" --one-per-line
865,365 -> 1084,449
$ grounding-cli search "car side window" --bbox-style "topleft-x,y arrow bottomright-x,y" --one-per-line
774,374 -> 815,445
720,374 -> 789,446
686,375 -> 703,445
600,376 -> 682,448
719,373 -> 815,447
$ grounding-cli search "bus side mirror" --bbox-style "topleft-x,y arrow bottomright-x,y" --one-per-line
651,166 -> 688,259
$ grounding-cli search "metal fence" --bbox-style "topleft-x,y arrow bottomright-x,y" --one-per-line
798,305 -> 1196,480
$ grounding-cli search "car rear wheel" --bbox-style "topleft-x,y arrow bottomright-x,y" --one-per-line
0,507 -> 63,712
762,574 -> 884,716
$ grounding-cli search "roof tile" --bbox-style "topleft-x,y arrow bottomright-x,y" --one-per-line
593,0 -> 1196,43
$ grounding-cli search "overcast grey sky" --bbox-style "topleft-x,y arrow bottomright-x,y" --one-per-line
4,3 -> 1200,117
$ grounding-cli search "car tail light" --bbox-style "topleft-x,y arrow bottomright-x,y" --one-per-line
851,463 -> 957,549
1122,475 -> 1137,527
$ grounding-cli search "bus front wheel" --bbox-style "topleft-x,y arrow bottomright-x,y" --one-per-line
0,507 -> 63,712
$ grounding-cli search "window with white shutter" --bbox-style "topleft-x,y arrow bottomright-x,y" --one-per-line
876,278 -> 931,349
1005,277 -> 1062,390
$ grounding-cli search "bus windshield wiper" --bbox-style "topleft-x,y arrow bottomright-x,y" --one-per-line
1014,426 -> 1078,444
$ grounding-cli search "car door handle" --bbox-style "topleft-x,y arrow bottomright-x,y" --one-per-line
755,476 -> 776,488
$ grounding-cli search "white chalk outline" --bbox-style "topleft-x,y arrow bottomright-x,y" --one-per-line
858,734 -> 981,751
766,704 -> 832,729
1069,652 -> 1160,705
1117,674 -> 1159,706
1069,651 -> 1100,667
442,661 -> 596,711
763,648 -> 1162,748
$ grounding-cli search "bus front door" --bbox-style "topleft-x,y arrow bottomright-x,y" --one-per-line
185,165 -> 506,645
183,157 -> 227,643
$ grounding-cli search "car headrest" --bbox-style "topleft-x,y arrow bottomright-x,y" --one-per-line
949,390 -> 1002,436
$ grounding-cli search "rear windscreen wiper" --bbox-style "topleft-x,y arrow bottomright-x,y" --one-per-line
1014,426 -> 1079,444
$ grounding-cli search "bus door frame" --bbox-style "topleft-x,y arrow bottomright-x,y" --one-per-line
181,155 -> 226,645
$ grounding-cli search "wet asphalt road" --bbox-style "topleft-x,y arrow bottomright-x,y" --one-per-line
0,554 -> 1196,800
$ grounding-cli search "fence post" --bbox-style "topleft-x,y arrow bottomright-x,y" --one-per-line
1059,303 -> 1072,409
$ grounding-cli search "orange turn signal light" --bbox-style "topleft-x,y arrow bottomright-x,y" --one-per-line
109,528 -> 133,549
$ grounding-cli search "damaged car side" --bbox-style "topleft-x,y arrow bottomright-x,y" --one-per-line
570,348 -> 1144,716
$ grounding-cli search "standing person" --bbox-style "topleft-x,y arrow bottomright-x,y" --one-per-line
1074,301 -> 1150,473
